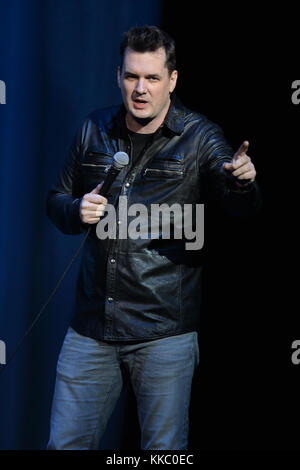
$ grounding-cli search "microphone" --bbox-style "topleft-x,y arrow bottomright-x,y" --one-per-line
100,151 -> 129,197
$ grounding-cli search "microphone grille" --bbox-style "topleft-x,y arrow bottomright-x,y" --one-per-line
113,151 -> 129,170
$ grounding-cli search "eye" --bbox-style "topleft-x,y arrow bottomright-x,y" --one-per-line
124,73 -> 138,81
149,77 -> 159,82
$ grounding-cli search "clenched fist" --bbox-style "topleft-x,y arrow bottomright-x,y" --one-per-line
80,182 -> 108,224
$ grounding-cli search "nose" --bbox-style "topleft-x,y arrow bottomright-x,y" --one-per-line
135,79 -> 147,94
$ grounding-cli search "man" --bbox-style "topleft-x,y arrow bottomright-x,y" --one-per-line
46,25 -> 260,450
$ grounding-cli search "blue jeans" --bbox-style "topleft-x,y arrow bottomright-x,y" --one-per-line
47,327 -> 199,450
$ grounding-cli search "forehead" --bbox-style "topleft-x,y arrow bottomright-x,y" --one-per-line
123,47 -> 168,74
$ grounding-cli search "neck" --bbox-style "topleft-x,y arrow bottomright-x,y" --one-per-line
125,98 -> 171,134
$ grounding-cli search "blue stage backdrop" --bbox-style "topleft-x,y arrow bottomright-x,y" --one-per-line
0,0 -> 162,450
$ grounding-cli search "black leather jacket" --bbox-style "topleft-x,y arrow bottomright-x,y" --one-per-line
46,95 -> 261,341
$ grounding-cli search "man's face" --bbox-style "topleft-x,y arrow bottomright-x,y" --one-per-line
118,47 -> 177,128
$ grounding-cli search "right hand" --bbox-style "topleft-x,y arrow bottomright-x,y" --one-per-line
80,182 -> 108,224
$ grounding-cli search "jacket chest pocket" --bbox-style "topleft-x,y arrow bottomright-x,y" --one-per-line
142,154 -> 184,180
81,151 -> 113,191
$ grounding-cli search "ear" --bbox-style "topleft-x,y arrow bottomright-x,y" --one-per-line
169,70 -> 178,93
117,66 -> 121,88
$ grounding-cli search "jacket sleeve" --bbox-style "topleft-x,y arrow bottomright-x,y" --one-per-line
198,121 -> 262,218
46,122 -> 89,234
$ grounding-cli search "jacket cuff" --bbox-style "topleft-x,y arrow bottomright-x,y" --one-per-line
71,197 -> 89,232
230,181 -> 255,193
227,180 -> 262,217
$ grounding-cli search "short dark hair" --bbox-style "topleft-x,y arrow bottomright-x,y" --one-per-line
120,25 -> 176,75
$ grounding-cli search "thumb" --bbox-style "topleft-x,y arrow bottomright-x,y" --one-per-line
223,161 -> 233,170
90,181 -> 104,194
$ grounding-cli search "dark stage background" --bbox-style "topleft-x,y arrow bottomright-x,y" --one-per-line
0,0 -> 298,450
162,4 -> 299,450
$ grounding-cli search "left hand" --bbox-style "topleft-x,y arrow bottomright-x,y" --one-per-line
223,141 -> 256,186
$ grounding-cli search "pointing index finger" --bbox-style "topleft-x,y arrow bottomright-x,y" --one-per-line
234,140 -> 249,160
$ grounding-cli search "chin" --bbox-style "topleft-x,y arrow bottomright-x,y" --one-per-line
131,110 -> 151,119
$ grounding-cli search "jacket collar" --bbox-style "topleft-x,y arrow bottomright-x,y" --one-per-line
163,93 -> 185,135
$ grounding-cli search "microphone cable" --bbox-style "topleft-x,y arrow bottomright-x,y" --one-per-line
0,226 -> 92,375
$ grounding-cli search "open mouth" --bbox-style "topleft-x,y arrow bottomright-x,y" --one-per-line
133,99 -> 148,109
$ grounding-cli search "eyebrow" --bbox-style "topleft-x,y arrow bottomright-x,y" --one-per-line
123,72 -> 162,79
